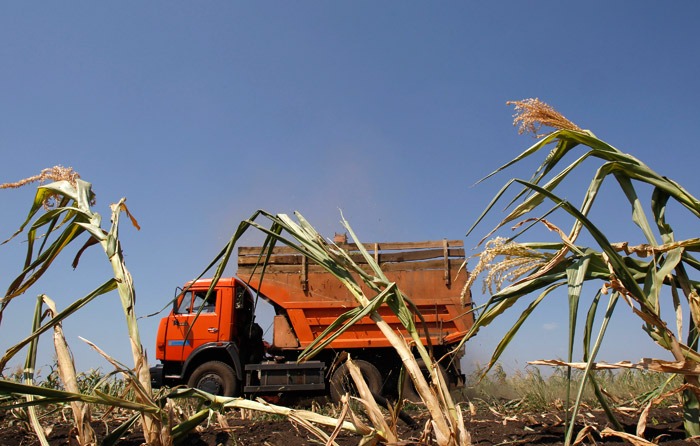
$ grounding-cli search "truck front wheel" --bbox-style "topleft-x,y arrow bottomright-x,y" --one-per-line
187,361 -> 238,397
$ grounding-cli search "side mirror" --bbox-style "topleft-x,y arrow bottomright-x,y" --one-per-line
173,287 -> 183,314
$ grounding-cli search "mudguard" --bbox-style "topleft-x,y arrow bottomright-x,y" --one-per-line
181,342 -> 243,380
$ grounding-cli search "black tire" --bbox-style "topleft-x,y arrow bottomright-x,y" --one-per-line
330,359 -> 382,403
187,361 -> 238,397
401,360 -> 448,403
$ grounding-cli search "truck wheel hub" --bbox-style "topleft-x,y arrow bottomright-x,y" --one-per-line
198,374 -> 223,394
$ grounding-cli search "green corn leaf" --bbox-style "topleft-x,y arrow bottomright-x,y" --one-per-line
614,173 -> 658,245
582,291 -> 601,360
172,409 -> 210,442
565,255 -> 591,422
468,116 -> 700,439
2,181 -> 80,245
94,389 -> 158,412
651,187 -> 675,245
5,222 -> 87,300
245,222 -> 283,329
24,295 -> 48,446
511,179 -> 649,307
565,291 -> 620,446
506,203 -> 564,243
174,214 -> 266,312
341,216 -> 417,331
183,219 -> 243,342
529,134 -> 586,184
74,179 -> 94,213
586,372 -> 623,431
244,217 -> 358,287
73,221 -> 107,243
502,136 -> 582,211
0,380 -> 158,413
449,270 -> 569,356
299,283 -> 398,361
467,178 -> 517,239
35,196 -> 74,257
0,396 -> 84,411
102,413 -> 140,446
652,248 -> 684,310
40,180 -> 81,204
475,130 -> 572,186
683,251 -> 700,273
104,198 -> 125,258
473,130 -> 699,242
482,282 -> 565,377
341,212 -> 386,280
488,153 -> 590,241
0,279 -> 117,370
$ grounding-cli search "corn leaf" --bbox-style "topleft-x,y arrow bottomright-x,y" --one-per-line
102,413 -> 140,446
171,409 -> 210,442
614,174 -> 658,245
483,282 -> 565,375
564,255 -> 590,423
564,291 -> 620,446
299,283 -> 397,361
0,278 -> 117,371
24,295 -> 49,446
0,380 -> 158,413
4,223 -> 87,302
2,181 -> 81,245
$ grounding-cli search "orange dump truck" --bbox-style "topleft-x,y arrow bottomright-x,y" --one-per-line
151,240 -> 474,400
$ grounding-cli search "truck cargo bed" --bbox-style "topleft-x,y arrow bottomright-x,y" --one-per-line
238,240 -> 474,350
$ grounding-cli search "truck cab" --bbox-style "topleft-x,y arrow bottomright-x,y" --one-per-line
151,278 -> 261,396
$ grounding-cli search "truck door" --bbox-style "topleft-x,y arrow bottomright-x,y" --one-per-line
164,289 -> 221,362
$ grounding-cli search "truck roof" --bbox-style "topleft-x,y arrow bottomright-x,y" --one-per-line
183,277 -> 237,288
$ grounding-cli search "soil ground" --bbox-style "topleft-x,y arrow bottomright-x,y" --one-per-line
0,405 -> 692,445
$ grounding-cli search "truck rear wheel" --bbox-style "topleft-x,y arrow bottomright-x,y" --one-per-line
187,361 -> 238,397
330,360 -> 382,403
401,360 -> 448,403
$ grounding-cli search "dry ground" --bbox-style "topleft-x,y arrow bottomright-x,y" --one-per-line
0,405 -> 693,445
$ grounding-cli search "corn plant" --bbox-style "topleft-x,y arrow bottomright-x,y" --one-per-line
460,99 -> 700,444
0,172 -> 272,445
0,172 -> 173,444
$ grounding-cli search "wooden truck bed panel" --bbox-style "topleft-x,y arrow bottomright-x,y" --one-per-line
238,240 -> 474,350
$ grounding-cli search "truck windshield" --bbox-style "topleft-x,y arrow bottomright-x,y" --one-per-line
176,290 -> 216,314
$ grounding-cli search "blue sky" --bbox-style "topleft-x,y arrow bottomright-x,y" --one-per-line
1,2 -> 699,378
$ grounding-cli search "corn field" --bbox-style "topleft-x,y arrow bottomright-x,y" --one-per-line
0,99 -> 697,445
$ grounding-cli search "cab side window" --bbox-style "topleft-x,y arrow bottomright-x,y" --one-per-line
192,290 -> 217,314
176,290 -> 217,314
